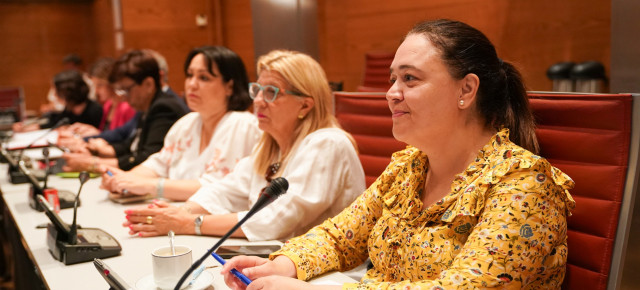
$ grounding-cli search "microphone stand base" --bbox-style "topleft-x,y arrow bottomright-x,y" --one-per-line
29,187 -> 79,211
47,224 -> 122,265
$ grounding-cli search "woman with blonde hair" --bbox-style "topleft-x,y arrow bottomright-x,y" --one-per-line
222,19 -> 574,290
122,50 -> 366,241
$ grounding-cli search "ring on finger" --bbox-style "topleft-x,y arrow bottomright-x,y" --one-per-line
146,215 -> 153,225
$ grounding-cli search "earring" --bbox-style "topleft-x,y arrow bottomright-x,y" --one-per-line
298,113 -> 305,119
459,99 -> 465,106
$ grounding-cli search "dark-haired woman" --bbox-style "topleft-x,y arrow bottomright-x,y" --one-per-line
12,70 -> 103,132
61,49 -> 188,172
100,46 -> 261,201
221,19 -> 576,290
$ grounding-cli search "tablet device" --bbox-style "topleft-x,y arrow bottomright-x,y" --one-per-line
215,245 -> 282,259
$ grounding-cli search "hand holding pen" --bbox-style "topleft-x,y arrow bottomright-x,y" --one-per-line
212,252 -> 252,285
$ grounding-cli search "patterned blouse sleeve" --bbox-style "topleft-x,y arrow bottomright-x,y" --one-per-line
140,113 -> 190,177
272,149 -> 409,281
341,159 -> 573,289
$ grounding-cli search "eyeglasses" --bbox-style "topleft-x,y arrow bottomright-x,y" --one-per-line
114,82 -> 137,96
248,82 -> 307,103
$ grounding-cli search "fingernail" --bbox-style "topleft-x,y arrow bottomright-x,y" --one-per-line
138,232 -> 143,237
125,215 -> 130,220
125,210 -> 131,214
129,225 -> 133,230
148,204 -> 154,208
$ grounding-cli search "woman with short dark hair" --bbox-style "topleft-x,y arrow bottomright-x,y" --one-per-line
100,46 -> 261,201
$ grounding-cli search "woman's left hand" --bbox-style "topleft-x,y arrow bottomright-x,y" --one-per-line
123,200 -> 192,237
61,153 -> 93,172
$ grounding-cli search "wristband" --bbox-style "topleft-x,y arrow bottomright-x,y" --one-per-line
156,178 -> 165,199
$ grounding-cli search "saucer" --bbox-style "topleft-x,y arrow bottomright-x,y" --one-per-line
135,271 -> 214,290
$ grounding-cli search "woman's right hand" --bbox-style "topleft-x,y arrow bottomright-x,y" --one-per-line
222,255 -> 297,290
100,166 -> 124,192
87,138 -> 115,157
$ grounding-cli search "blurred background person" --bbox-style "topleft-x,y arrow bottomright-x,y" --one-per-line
121,50 -> 365,241
60,49 -> 188,172
12,69 -> 103,132
101,46 -> 261,201
58,57 -> 137,148
221,19 -> 575,290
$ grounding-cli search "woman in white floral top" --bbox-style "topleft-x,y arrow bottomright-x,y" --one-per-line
101,46 -> 261,201
220,19 -> 575,290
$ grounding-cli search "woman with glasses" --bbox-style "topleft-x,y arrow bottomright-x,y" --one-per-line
221,19 -> 575,289
122,50 -> 366,241
99,46 -> 261,201
60,49 -> 188,172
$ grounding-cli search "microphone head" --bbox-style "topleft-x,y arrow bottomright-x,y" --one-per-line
78,171 -> 90,185
57,117 -> 70,127
268,177 -> 289,196
42,147 -> 49,158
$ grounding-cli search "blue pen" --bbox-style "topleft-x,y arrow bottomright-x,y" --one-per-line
211,252 -> 252,285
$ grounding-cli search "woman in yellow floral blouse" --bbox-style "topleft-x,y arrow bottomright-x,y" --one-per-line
221,19 -> 576,290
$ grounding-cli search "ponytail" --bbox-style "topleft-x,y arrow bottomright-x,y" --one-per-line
408,19 -> 539,154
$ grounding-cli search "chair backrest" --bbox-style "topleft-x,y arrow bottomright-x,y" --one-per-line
528,92 -> 640,290
357,52 -> 394,92
334,90 -> 640,289
0,87 -> 24,119
333,91 -> 406,186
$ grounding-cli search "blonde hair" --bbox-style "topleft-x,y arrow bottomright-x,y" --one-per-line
253,50 -> 354,174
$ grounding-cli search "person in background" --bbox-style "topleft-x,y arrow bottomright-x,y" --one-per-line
100,46 -> 261,201
121,50 -> 365,241
221,19 -> 575,290
58,57 -> 137,143
12,70 -> 103,132
83,49 -> 188,145
145,48 -> 190,112
60,49 -> 188,172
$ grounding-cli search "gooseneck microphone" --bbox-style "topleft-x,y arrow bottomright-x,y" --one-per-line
173,177 -> 289,290
69,171 -> 90,245
17,117 -> 69,162
42,147 -> 50,189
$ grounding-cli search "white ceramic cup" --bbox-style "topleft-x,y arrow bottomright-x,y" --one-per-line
152,245 -> 193,289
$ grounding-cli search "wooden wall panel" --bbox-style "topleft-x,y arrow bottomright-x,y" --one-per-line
0,3 -> 96,112
119,0 -> 217,97
317,0 -> 611,92
220,0 -> 255,80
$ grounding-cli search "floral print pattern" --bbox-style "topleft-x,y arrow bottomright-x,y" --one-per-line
273,129 -> 575,289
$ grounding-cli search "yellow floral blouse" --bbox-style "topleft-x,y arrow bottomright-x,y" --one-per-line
273,129 -> 576,289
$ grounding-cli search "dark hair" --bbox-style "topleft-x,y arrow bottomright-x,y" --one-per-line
109,50 -> 161,90
408,19 -> 539,154
89,57 -> 115,80
183,46 -> 252,111
62,53 -> 83,66
53,70 -> 89,106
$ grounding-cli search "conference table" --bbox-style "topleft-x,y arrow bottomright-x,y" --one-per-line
0,163 -> 356,289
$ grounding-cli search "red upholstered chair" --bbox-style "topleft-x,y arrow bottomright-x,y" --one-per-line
335,91 -> 640,289
529,92 -> 640,290
0,87 -> 25,125
357,52 -> 394,92
333,91 -> 406,186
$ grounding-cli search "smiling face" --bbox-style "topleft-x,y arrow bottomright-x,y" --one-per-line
184,53 -> 231,116
387,34 -> 467,148
252,70 -> 311,144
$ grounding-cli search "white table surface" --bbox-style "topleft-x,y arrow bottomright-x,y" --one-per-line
0,163 -> 356,289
